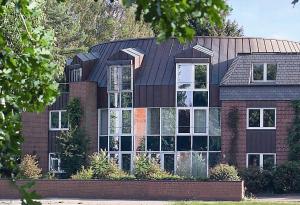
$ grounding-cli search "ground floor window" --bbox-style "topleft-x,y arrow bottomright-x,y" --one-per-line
247,153 -> 276,170
49,153 -> 63,173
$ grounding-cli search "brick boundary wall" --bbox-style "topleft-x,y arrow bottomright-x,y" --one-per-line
0,180 -> 244,201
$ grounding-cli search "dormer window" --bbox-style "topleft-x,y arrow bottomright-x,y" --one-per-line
252,63 -> 277,82
70,68 -> 82,82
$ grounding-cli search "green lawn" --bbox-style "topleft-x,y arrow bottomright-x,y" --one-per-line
172,202 -> 300,205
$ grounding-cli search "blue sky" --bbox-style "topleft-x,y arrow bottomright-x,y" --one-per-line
227,0 -> 300,42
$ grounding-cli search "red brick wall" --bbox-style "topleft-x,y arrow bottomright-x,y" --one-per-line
69,82 -> 98,153
0,180 -> 244,201
276,101 -> 294,165
21,110 -> 49,172
221,100 -> 294,168
221,101 -> 247,168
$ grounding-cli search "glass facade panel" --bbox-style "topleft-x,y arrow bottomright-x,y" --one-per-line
122,110 -> 131,134
121,136 -> 132,151
121,92 -> 132,108
147,108 -> 160,135
161,136 -> 175,151
109,66 -> 119,91
121,154 -> 131,173
161,108 -> 176,135
50,112 -> 59,129
177,91 -> 193,107
177,64 -> 193,90
177,136 -> 191,151
109,110 -> 119,135
209,108 -> 221,136
193,91 -> 208,107
147,136 -> 160,151
109,136 -> 119,151
267,64 -> 277,80
253,64 -> 264,81
192,136 -> 207,151
178,109 -> 190,133
61,111 -> 68,129
176,152 -> 191,177
121,67 -> 132,90
209,152 -> 221,168
209,136 -> 221,151
194,109 -> 207,133
263,154 -> 275,170
195,65 -> 207,89
248,154 -> 260,168
99,136 -> 108,151
192,152 -> 207,178
164,154 -> 175,174
99,109 -> 108,135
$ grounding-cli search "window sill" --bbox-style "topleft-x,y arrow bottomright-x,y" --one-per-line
246,127 -> 276,130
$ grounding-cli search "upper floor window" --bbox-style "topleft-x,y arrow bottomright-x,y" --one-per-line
108,65 -> 132,91
247,108 -> 276,129
252,63 -> 277,82
70,68 -> 82,82
49,110 -> 68,130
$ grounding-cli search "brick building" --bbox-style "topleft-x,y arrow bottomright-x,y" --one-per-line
22,37 -> 300,176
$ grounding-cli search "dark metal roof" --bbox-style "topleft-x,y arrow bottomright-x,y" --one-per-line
88,37 -> 300,87
221,53 -> 300,86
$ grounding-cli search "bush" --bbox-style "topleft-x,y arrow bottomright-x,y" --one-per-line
209,164 -> 240,181
134,154 -> 181,180
273,161 -> 300,193
240,168 -> 273,194
19,154 -> 42,179
89,151 -> 132,180
71,166 -> 93,180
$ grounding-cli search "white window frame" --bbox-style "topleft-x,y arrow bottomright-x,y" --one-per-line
246,153 -> 276,169
251,63 -> 277,82
49,110 -> 69,131
247,108 -> 276,129
48,153 -> 63,173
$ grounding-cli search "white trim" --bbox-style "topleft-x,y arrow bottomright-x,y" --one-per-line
246,108 -> 276,129
49,110 -> 69,131
246,153 -> 276,169
193,45 -> 214,56
48,153 -> 63,173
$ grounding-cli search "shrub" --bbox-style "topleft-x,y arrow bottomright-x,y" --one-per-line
19,154 -> 42,179
134,154 -> 181,180
89,151 -> 132,180
273,161 -> 300,193
209,164 -> 240,181
71,166 -> 93,180
239,168 -> 273,194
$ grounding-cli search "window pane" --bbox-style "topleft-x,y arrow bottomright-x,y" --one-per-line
50,112 -> 59,129
121,154 -> 131,173
177,64 -> 193,89
209,136 -> 221,151
109,136 -> 119,151
122,110 -> 131,134
147,136 -> 160,151
192,136 -> 207,151
263,109 -> 275,127
61,111 -> 68,129
109,93 -> 119,108
121,92 -> 132,108
195,65 -> 207,89
253,64 -> 264,81
263,154 -> 275,170
177,136 -> 191,151
177,91 -> 193,107
121,67 -> 132,90
209,108 -> 221,136
249,109 -> 260,127
248,154 -> 260,168
178,109 -> 190,133
161,136 -> 175,151
161,108 -> 176,135
164,154 -> 174,174
194,109 -> 207,133
147,108 -> 160,135
99,110 -> 108,135
121,136 -> 132,151
209,152 -> 221,168
109,66 -> 118,91
193,91 -> 208,107
176,152 -> 191,177
109,110 -> 120,135
192,152 -> 207,178
110,153 -> 119,165
267,64 -> 277,81
99,136 -> 108,151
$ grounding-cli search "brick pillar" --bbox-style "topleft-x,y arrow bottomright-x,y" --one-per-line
221,101 -> 247,169
276,101 -> 294,165
21,109 -> 49,172
69,82 -> 98,154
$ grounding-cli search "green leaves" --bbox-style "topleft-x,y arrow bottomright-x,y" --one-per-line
122,0 -> 229,43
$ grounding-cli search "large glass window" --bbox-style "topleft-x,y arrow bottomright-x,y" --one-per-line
161,108 -> 176,135
252,63 -> 277,82
147,108 -> 160,135
209,108 -> 221,136
195,65 -> 207,89
49,110 -> 68,130
194,109 -> 207,134
178,109 -> 190,133
247,108 -> 276,129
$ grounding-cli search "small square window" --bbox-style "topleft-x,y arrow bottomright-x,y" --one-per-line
99,136 -> 108,151
50,111 -> 68,130
177,91 -> 193,107
109,136 -> 119,151
248,109 -> 260,127
50,112 -> 59,129
193,91 -> 208,107
192,136 -> 207,151
267,64 -> 277,81
263,109 -> 275,127
248,154 -> 260,168
252,64 -> 264,81
177,136 -> 191,151
147,136 -> 160,151
161,136 -> 175,151
121,136 -> 132,151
